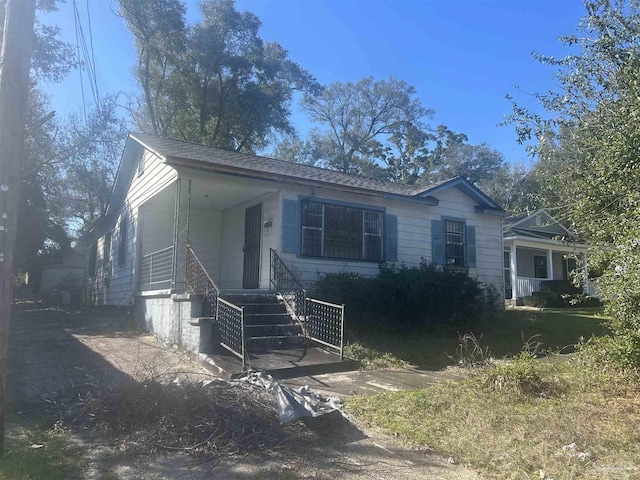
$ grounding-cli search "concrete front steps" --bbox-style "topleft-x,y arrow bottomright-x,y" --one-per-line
199,289 -> 358,379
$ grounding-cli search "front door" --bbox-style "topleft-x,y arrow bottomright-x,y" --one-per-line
242,203 -> 262,289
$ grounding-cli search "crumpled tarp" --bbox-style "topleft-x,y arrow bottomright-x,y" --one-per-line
235,371 -> 342,424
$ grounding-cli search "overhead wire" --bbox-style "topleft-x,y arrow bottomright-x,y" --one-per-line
72,0 -> 101,121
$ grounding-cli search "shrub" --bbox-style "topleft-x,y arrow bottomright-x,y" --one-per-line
312,260 -> 498,332
523,292 -> 602,309
540,279 -> 582,295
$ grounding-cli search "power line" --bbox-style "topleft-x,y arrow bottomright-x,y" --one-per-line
72,0 -> 101,120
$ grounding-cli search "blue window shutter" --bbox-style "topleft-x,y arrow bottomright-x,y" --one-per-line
385,214 -> 398,262
466,225 -> 477,268
282,199 -> 299,254
431,220 -> 444,265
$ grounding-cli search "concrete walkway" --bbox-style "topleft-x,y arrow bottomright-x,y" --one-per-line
283,367 -> 460,397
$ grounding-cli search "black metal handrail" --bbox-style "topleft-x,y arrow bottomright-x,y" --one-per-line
269,248 -> 306,321
185,244 -> 219,317
186,244 -> 247,367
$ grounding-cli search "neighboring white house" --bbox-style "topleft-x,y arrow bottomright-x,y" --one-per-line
503,209 -> 591,303
40,247 -> 85,304
84,132 -> 507,352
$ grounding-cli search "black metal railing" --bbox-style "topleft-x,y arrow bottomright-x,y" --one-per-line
186,244 -> 246,367
185,244 -> 219,317
217,298 -> 246,369
139,246 -> 174,291
269,248 -> 345,358
307,298 -> 345,359
269,248 -> 306,321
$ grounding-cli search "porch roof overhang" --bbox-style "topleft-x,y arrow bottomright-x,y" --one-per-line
504,234 -> 590,251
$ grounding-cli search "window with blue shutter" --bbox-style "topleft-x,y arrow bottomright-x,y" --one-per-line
433,219 -> 477,269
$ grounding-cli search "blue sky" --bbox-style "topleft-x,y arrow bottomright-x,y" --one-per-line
42,0 -> 588,165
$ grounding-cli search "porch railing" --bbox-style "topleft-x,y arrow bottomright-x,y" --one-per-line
269,248 -> 306,321
269,248 -> 345,359
307,298 -> 345,359
139,246 -> 174,291
185,244 -> 246,367
185,244 -> 219,316
217,298 -> 246,369
516,277 -> 543,297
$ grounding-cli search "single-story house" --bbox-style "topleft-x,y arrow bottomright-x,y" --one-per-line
503,209 -> 593,303
85,132 -> 506,362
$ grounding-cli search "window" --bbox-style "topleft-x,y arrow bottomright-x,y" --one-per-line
444,219 -> 465,267
534,255 -> 547,279
300,200 -> 383,261
103,232 -> 111,264
118,216 -> 128,267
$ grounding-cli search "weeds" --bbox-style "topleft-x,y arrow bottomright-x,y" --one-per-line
448,332 -> 493,367
481,352 -> 565,398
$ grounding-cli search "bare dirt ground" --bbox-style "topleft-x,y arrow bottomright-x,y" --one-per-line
8,302 -> 480,479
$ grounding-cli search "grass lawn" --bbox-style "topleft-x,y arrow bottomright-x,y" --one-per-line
345,308 -> 610,370
345,352 -> 640,480
344,308 -> 640,479
0,421 -> 85,480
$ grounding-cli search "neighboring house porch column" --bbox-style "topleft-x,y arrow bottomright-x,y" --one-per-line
547,248 -> 553,280
510,244 -> 518,300
583,251 -> 589,294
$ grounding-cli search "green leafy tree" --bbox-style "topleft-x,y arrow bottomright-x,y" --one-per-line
300,76 -> 434,175
119,0 -> 319,152
506,0 -> 640,369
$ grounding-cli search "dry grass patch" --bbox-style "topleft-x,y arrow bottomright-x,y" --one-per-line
345,357 -> 640,479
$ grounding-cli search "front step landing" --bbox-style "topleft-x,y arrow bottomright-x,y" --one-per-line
201,346 -> 359,380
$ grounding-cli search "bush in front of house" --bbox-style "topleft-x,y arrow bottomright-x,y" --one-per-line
523,291 -> 602,309
540,279 -> 582,295
311,260 -> 498,332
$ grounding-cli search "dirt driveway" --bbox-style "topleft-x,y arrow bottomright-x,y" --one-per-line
9,302 -> 480,479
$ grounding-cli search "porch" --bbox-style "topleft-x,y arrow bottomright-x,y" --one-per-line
504,238 -> 590,303
133,171 -> 353,375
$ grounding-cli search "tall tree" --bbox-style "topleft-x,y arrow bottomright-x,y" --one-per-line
300,76 -> 433,175
427,142 -> 506,186
119,0 -> 319,152
506,0 -> 640,368
117,0 -> 186,135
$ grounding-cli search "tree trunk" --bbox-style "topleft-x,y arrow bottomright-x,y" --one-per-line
0,0 -> 37,456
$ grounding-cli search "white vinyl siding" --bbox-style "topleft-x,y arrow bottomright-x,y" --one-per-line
102,149 -> 178,305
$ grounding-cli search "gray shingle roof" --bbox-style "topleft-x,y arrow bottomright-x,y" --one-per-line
131,132 -> 418,196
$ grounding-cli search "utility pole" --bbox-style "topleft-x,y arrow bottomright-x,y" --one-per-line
0,0 -> 37,456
